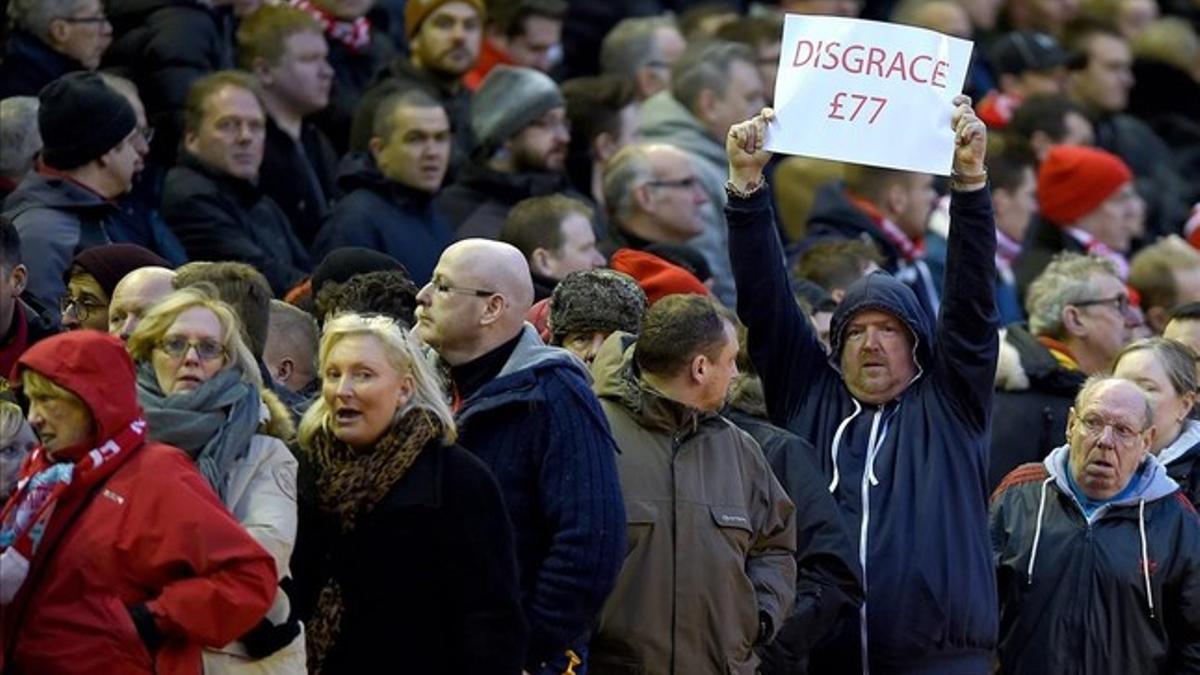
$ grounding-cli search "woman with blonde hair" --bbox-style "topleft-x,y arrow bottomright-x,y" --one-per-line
127,286 -> 305,673
292,313 -> 525,674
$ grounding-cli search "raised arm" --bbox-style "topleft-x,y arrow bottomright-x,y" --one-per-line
725,111 -> 838,430
935,97 -> 1000,433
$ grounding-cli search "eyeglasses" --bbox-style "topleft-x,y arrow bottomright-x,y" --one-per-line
429,280 -> 497,298
57,14 -> 108,24
645,176 -> 699,191
1077,413 -> 1146,444
1073,294 -> 1131,315
138,126 -> 155,144
157,336 -> 227,361
60,295 -> 105,321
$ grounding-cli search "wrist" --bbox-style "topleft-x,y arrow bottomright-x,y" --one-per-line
950,167 -> 988,192
728,166 -> 764,190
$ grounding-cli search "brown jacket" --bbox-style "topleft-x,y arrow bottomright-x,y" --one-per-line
589,334 -> 796,675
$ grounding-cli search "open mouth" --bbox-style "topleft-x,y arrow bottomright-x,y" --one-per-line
336,409 -> 362,424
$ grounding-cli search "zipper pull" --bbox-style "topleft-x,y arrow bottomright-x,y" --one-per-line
563,650 -> 582,675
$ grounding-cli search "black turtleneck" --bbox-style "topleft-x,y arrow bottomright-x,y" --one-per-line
449,330 -> 524,403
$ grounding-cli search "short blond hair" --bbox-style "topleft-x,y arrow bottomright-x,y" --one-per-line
299,313 -> 456,448
126,286 -> 262,389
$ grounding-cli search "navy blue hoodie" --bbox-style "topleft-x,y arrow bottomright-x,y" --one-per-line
727,184 -> 1000,674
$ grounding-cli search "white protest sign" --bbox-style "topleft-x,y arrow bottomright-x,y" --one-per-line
765,15 -> 974,175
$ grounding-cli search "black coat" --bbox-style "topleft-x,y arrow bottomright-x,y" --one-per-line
989,324 -> 1085,492
437,162 -> 578,241
103,0 -> 235,166
259,117 -> 339,250
1012,216 -> 1086,307
292,439 -> 527,674
162,153 -> 310,295
310,29 -> 395,155
0,31 -> 83,99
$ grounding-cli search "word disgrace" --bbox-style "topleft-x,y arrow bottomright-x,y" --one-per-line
765,15 -> 973,175
793,41 -> 949,89
828,92 -> 888,123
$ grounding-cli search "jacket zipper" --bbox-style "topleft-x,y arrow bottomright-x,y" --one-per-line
859,408 -> 887,675
670,432 -> 682,675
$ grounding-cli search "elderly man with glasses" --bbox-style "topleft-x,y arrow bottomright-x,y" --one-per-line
0,0 -> 112,98
990,252 -> 1142,489
990,375 -> 1200,674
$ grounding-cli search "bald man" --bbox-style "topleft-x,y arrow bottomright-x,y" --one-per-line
107,266 -> 176,340
415,239 -> 626,675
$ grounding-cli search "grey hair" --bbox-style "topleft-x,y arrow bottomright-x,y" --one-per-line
670,40 -> 755,112
0,97 -> 41,181
298,313 -> 457,449
8,0 -> 86,39
1075,374 -> 1154,431
602,142 -> 659,225
1026,253 -> 1120,339
600,16 -> 679,78
267,299 -> 319,376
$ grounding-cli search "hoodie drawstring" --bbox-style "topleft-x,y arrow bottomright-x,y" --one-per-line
828,399 -> 863,493
1027,477 -> 1054,584
1139,498 -> 1156,619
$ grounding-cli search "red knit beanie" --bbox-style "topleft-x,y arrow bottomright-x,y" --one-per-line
610,248 -> 710,306
1037,145 -> 1133,227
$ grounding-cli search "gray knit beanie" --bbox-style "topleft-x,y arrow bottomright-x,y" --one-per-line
549,269 -> 647,345
471,65 -> 565,154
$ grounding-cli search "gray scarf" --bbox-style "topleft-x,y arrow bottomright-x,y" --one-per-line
136,362 -> 260,501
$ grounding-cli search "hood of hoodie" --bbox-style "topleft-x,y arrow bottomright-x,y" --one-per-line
13,330 -> 143,459
592,331 -> 715,435
5,172 -> 112,215
1043,443 -> 1179,515
334,152 -> 435,207
637,91 -> 726,169
829,270 -> 934,375
494,323 -> 586,381
1159,419 -> 1200,468
995,323 -> 1086,394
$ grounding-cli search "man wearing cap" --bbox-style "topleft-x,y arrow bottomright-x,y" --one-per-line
726,98 -> 1000,673
60,243 -> 169,331
547,268 -> 646,365
976,30 -> 1070,129
437,65 -> 579,241
350,0 -> 484,171
1014,144 -> 1140,301
2,72 -> 144,312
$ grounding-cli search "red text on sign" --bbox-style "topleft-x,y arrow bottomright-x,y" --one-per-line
792,40 -> 949,89
827,92 -> 888,123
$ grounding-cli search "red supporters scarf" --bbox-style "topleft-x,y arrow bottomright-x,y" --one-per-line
291,0 -> 371,52
0,418 -> 147,604
846,191 -> 924,262
1065,226 -> 1130,279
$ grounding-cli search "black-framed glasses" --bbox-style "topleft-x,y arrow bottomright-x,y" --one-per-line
430,280 -> 497,298
59,295 -> 105,321
157,336 -> 227,361
645,176 -> 699,190
1073,294 -> 1131,315
57,14 -> 109,24
1077,413 -> 1146,444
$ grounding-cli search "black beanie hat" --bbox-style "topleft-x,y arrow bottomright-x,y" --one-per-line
38,72 -> 137,170
549,269 -> 647,346
66,244 -> 172,298
312,247 -> 410,296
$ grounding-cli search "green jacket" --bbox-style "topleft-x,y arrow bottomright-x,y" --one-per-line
589,333 -> 796,675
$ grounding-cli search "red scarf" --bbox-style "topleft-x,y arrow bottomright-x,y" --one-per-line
0,418 -> 147,604
291,0 -> 371,53
1065,226 -> 1130,279
846,191 -> 924,262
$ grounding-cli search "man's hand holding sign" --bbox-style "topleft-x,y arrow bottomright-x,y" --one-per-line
722,16 -> 1001,674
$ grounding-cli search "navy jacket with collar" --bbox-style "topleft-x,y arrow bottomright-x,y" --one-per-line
727,184 -> 1000,674
448,325 -> 625,673
0,31 -> 83,99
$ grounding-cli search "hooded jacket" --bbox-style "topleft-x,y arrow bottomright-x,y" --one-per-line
990,447 -> 1200,674
2,331 -> 276,675
800,181 -> 941,321
103,0 -> 235,166
314,152 -> 451,285
0,30 -> 83,99
163,152 -> 311,296
989,324 -> 1086,490
4,170 -> 182,311
589,334 -> 797,674
437,161 -> 580,242
448,325 -> 626,672
727,184 -> 1000,673
637,90 -> 736,308
1159,420 -> 1200,510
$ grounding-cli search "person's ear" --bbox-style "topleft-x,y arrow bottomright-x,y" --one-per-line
10,265 -> 27,296
368,136 -> 385,162
46,18 -> 71,47
251,56 -> 274,86
593,131 -> 618,163
273,357 -> 294,386
690,353 -> 710,385
530,248 -> 554,277
883,181 -> 908,218
479,294 -> 508,326
1181,390 -> 1198,423
184,127 -> 201,156
1144,306 -> 1170,335
1029,130 -> 1053,163
1142,424 -> 1157,451
831,288 -> 846,304
394,373 -> 416,411
1061,305 -> 1088,338
633,183 -> 655,213
634,67 -> 659,100
1066,406 -> 1077,441
696,88 -> 719,126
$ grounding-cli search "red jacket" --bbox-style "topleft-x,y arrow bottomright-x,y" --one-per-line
1,330 -> 277,675
463,36 -> 515,91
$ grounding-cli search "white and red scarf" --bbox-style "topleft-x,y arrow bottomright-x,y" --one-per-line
291,0 -> 371,53
1065,226 -> 1130,279
0,418 -> 146,604
847,191 -> 924,263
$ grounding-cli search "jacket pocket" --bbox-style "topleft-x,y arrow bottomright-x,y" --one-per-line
624,500 -> 657,556
99,594 -> 156,672
710,505 -> 753,553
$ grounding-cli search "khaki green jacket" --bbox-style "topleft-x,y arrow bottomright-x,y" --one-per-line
589,334 -> 796,675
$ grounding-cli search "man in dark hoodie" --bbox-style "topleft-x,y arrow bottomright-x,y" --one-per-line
314,88 -> 453,286
725,97 -> 999,673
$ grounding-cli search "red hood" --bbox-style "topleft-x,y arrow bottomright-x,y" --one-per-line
12,330 -> 142,451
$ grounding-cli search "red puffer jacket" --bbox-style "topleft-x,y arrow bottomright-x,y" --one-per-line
1,330 -> 277,675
